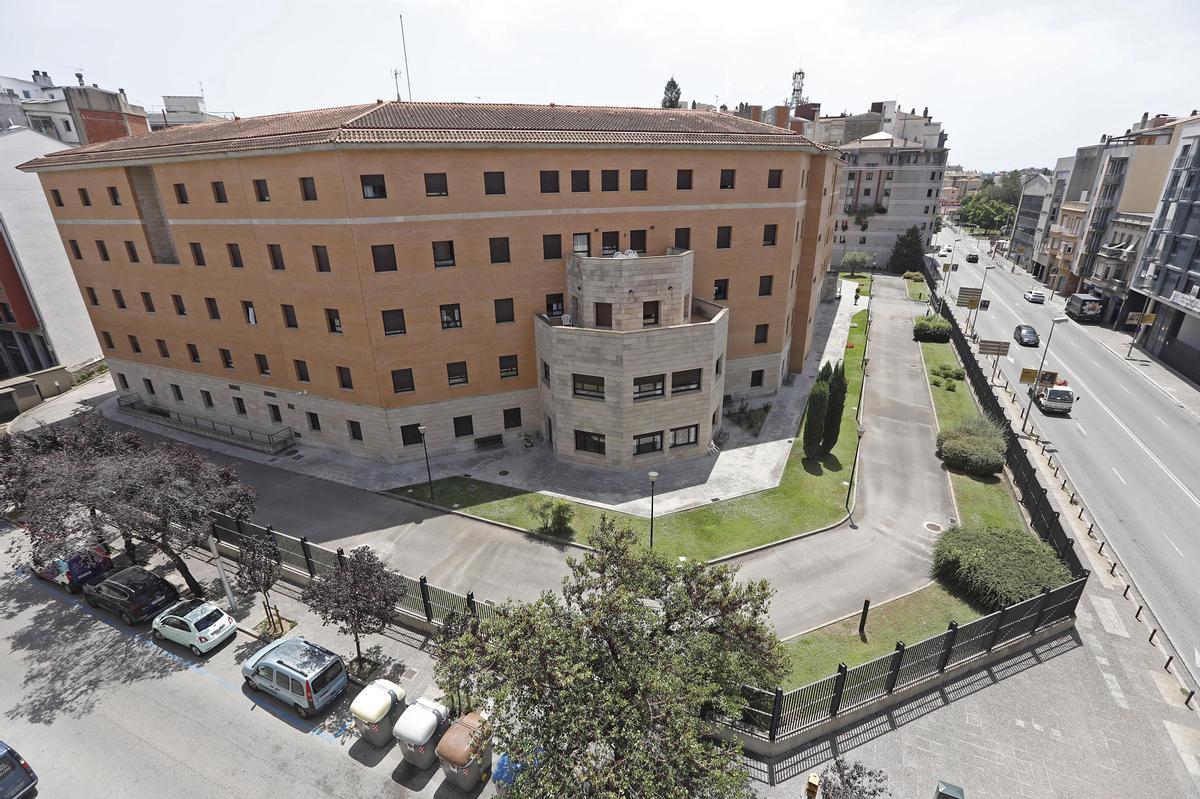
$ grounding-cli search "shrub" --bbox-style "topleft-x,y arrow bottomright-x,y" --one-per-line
913,315 -> 951,342
929,375 -> 943,387
822,361 -> 847,454
937,415 -> 1006,450
933,525 -> 1073,612
944,380 -> 958,392
931,363 -> 965,381
902,271 -> 924,281
939,436 -> 1004,476
536,499 -> 575,536
802,380 -> 829,460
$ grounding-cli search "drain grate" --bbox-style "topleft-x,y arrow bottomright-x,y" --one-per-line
925,522 -> 943,533
499,470 -> 509,476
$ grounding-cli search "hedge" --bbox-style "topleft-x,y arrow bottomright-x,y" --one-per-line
913,315 -> 952,342
933,525 -> 1073,612
939,436 -> 1003,476
902,271 -> 925,281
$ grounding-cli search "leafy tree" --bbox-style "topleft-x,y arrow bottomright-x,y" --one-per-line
234,533 -> 283,633
887,226 -> 925,274
102,442 -> 256,597
841,250 -> 871,276
932,214 -> 943,234
661,77 -> 682,109
819,757 -> 893,798
302,545 -> 407,665
802,379 -> 830,460
435,517 -> 783,798
818,360 -> 834,383
823,361 -> 848,454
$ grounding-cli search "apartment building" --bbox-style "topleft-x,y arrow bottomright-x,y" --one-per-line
1009,173 -> 1051,267
21,101 -> 841,469
147,95 -> 229,132
1028,157 -> 1073,281
1,71 -> 148,146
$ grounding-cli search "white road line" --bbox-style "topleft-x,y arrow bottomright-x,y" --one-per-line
1112,467 -> 1127,484
1119,384 -> 1131,394
1091,360 -> 1101,367
1066,339 -> 1080,348
1156,416 -> 1170,427
1162,533 -> 1186,558
1075,422 -> 1088,438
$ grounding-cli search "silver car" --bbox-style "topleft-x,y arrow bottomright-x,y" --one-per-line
241,637 -> 348,719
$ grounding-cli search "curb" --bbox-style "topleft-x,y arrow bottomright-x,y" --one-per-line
780,579 -> 939,642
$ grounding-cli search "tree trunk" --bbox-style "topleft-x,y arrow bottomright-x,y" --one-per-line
121,532 -> 138,565
161,537 -> 206,597
353,631 -> 362,666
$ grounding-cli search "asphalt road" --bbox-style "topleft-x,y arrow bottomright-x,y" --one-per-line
932,227 -> 1200,684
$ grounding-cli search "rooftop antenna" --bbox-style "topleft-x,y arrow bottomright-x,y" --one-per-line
199,81 -> 205,101
789,66 -> 807,108
399,14 -> 413,100
392,69 -> 402,102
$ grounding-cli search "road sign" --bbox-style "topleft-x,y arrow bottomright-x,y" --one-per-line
958,287 -> 983,301
957,296 -> 980,309
980,299 -> 991,310
1126,311 -> 1158,326
943,263 -> 951,273
1019,368 -> 1059,386
978,339 -> 1010,357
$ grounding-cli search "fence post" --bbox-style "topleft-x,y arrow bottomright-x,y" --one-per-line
466,591 -> 477,616
886,641 -> 906,693
335,547 -> 346,569
299,537 -> 316,577
988,606 -> 1010,651
1031,587 -> 1052,630
210,521 -> 221,545
419,576 -> 434,622
938,621 -> 959,672
768,688 -> 784,742
235,518 -> 244,540
829,663 -> 848,717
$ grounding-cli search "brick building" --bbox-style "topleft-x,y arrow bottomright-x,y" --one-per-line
21,101 -> 841,469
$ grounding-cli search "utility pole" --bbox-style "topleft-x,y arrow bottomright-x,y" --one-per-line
399,14 -> 413,100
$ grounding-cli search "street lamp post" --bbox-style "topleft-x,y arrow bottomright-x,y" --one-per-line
648,471 -> 659,549
968,265 -> 996,336
418,423 -> 434,502
938,238 -> 963,314
1021,317 -> 1068,432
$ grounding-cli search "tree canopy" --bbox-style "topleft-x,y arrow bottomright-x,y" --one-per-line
841,250 -> 872,275
661,77 -> 682,109
887,226 -> 926,273
435,517 -> 784,798
302,545 -> 407,664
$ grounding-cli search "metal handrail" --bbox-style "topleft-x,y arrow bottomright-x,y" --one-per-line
118,393 -> 293,445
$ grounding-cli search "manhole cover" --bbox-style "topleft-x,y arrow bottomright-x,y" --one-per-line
463,473 -> 471,478
711,497 -> 720,503
925,522 -> 943,533
499,470 -> 509,476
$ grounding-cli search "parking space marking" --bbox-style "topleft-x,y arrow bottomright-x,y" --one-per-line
1162,533 -> 1185,558
1120,384 -> 1131,394
1156,416 -> 1170,427
1089,595 -> 1130,638
1112,467 -> 1127,485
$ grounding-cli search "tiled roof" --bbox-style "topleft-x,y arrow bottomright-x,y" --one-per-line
21,100 -> 832,169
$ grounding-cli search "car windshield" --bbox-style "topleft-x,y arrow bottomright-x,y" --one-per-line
195,609 -> 224,631
1047,389 -> 1072,401
311,659 -> 344,694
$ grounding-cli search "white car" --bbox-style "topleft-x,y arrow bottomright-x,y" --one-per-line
1024,290 -> 1047,304
152,599 -> 237,655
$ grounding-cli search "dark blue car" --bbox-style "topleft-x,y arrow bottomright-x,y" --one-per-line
0,741 -> 37,798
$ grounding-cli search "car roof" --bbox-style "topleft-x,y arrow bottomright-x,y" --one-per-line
253,637 -> 334,675
107,566 -> 165,590
1017,325 -> 1035,331
163,598 -> 211,621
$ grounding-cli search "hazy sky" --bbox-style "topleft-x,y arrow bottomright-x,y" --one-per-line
3,0 -> 1197,169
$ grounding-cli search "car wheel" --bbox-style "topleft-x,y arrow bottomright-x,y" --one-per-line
84,593 -> 98,608
62,581 -> 78,595
244,675 -> 259,691
152,628 -> 164,641
120,611 -> 134,625
294,704 -> 312,719
190,644 -> 203,656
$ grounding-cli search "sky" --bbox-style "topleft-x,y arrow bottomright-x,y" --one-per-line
3,0 -> 1198,170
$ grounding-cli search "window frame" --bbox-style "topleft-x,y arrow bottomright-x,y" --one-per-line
440,303 -> 462,330
499,354 -> 519,379
633,374 -> 665,400
572,373 -> 605,400
634,431 -> 663,455
432,240 -> 456,268
670,424 -> 699,448
483,171 -> 506,195
720,169 -> 736,190
372,243 -> 398,272
391,368 -> 415,394
424,172 -> 449,197
494,298 -> 515,324
716,226 -> 732,249
489,237 -> 511,264
676,169 -> 693,190
574,430 -> 606,455
381,308 -> 406,336
570,170 -> 590,193
539,170 -> 560,194
671,368 -> 702,395
360,174 -> 387,200
299,176 -> 318,202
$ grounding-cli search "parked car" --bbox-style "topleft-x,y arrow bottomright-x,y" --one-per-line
0,740 -> 37,798
1024,289 -> 1047,304
152,599 -> 237,655
966,253 -> 979,263
242,637 -> 348,719
32,542 -> 113,594
1014,324 -> 1040,347
82,566 -> 180,625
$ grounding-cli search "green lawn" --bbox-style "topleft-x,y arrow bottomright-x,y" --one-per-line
839,271 -> 873,297
905,279 -> 929,302
782,582 -> 983,688
391,310 -> 871,561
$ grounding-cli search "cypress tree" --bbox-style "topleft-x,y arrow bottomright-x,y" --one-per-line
803,379 -> 830,460
823,360 -> 848,454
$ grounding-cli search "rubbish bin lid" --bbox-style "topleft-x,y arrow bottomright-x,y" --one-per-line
436,711 -> 487,766
350,679 -> 405,724
494,753 -> 522,785
393,698 -> 448,744
936,780 -> 966,799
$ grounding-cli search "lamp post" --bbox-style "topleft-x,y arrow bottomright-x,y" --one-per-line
938,237 -> 963,314
1021,317 -> 1068,432
418,423 -> 434,502
648,471 -> 659,549
968,265 -> 996,336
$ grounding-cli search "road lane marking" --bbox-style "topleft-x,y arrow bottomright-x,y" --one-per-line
1120,384 -> 1131,394
1157,416 -> 1169,427
1066,339 -> 1080,348
1091,360 -> 1101,367
1075,423 -> 1088,438
1112,467 -> 1127,484
1163,533 -> 1186,558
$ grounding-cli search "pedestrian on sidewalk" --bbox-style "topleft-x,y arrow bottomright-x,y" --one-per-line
854,287 -> 861,306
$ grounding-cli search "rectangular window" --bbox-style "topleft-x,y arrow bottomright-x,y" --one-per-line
325,308 -> 342,334
190,242 -> 206,266
101,331 -> 114,349
96,240 -> 110,262
143,378 -> 155,395
372,244 -> 397,272
336,365 -> 353,390
634,431 -> 663,455
754,323 -> 769,344
347,420 -> 363,441
233,397 -> 247,416
453,415 -> 474,437
299,176 -> 318,201
125,240 -> 139,262
107,186 -> 121,206
50,189 -> 63,207
720,169 -> 736,190
268,404 -> 282,423
156,339 -> 170,357
594,302 -> 613,328
677,169 -> 693,190
447,361 -> 469,386
572,373 -> 605,399
312,245 -> 331,272
255,354 -> 271,375
572,232 -> 590,256
543,234 -> 562,260
539,170 -> 560,193
768,169 -> 783,189
267,244 -> 285,270
717,226 -> 732,249
211,181 -> 228,203
642,301 -> 659,326
254,179 -> 270,202
200,389 -> 213,408
141,291 -> 155,313
503,407 -> 522,429
494,298 -> 515,323
281,304 -> 298,328
601,231 -> 620,256
601,170 -> 619,191
294,359 -> 310,382
432,240 -> 456,268
187,343 -> 200,363
227,243 -> 244,268
391,368 -> 414,393
633,374 -> 665,400
205,296 -> 220,319
78,188 -> 92,207
173,183 -> 189,204
545,293 -> 564,317
171,384 -> 183,401
242,300 -> 257,325
574,430 -> 605,455
68,239 -> 82,260
763,224 -> 778,246
400,423 -> 422,446
674,227 -> 691,250
672,369 -> 701,394
671,424 -> 699,448
219,348 -> 233,369
630,169 -> 648,191
489,237 -> 510,264
113,289 -> 126,309
307,412 -> 321,431
381,308 -> 405,335
499,354 -> 519,378
117,373 -> 129,390
440,303 -> 462,329
85,286 -> 99,306
172,294 -> 186,315
424,172 -> 448,196
715,356 -> 723,375
759,275 -> 774,296
629,229 -> 647,254
360,174 -> 386,199
571,170 -> 590,192
483,171 -> 506,195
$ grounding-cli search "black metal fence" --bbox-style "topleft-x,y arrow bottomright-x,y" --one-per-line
210,513 -> 497,627
119,392 -> 294,447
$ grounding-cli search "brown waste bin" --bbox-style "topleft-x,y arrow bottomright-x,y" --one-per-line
435,712 -> 492,790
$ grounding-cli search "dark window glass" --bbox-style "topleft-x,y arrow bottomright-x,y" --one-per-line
281,304 -> 298,328
630,169 -> 648,191
447,361 -> 469,386
424,173 -> 448,196
211,181 -> 228,203
483,171 -> 506,195
676,169 -> 693,190
113,288 -> 126,309
200,389 -> 213,407
128,335 -> 141,353
336,365 -> 353,389
307,411 -> 321,431
754,323 -> 769,344
642,301 -> 659,326
768,169 -> 783,189
141,291 -> 155,312
325,308 -> 342,334
489,237 -> 511,264
543,234 -> 562,260
227,243 -> 244,268
453,415 -> 474,437
602,231 -> 620,255
574,430 -> 605,454
499,354 -> 518,378
219,348 -> 233,369
717,226 -> 732,249
382,308 -> 406,335
85,286 -> 98,305
293,176 -> 316,201
50,188 -> 63,207
107,186 -> 121,205
571,170 -> 590,192
253,179 -> 270,202
143,378 -> 155,395
601,170 -> 619,191
205,297 -> 219,319
360,174 -> 386,199
720,169 -> 736,189
763,224 -> 778,246
572,374 -> 605,399
294,359 -> 310,382
78,187 -> 92,206
117,373 -> 129,390
268,404 -> 282,423
503,407 -> 522,429
171,384 -> 183,401
440,303 -> 462,329
268,244 -> 285,270
101,331 -> 114,349
759,275 -> 774,296
545,293 -> 563,317
670,424 -> 699,448
392,368 -> 415,393
595,302 -> 612,328
629,229 -> 647,254
313,245 -> 331,272
96,240 -> 110,261
494,298 -> 515,323
256,354 -> 271,375
542,360 -> 551,382
634,431 -> 663,455
674,227 -> 690,250
156,339 -> 169,358
173,183 -> 189,204
432,240 -> 455,268
68,239 -> 81,259
372,244 -> 397,272
172,294 -> 186,315
633,374 -> 665,400
400,423 -> 422,445
187,343 -> 200,363
125,240 -> 140,262
347,420 -> 363,441
671,368 -> 701,394
190,242 -> 206,266
539,171 -> 559,193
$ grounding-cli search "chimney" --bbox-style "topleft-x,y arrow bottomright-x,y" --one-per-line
75,71 -> 85,86
1141,111 -> 1148,124
922,106 -> 929,117
31,70 -> 53,87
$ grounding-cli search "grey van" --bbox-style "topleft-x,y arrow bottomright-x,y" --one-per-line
241,637 -> 348,718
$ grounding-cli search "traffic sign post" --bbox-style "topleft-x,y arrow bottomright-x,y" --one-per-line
1019,368 -> 1059,386
1126,311 -> 1158,359
979,339 -> 1010,384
